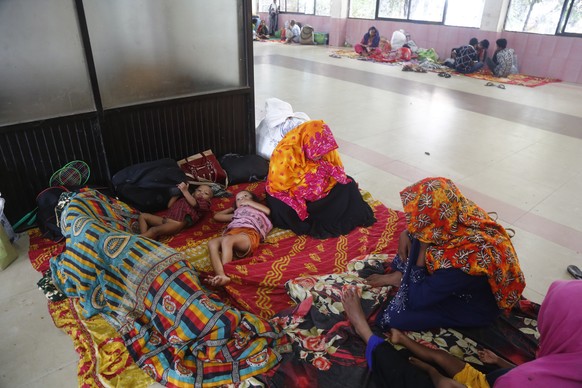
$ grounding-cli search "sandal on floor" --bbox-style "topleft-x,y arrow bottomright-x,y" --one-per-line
438,72 -> 451,78
402,65 -> 413,71
567,265 -> 582,279
497,84 -> 506,89
485,82 -> 496,87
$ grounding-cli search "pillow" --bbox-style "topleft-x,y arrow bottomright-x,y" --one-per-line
219,154 -> 269,185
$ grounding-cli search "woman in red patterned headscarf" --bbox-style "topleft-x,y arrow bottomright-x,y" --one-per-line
367,177 -> 525,331
266,120 -> 375,238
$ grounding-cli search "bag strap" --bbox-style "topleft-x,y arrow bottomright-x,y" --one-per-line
12,207 -> 38,231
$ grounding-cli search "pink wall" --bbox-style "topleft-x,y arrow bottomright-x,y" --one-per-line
256,13 -> 582,84
344,20 -> 582,84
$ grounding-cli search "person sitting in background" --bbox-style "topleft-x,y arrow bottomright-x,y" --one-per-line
444,38 -> 488,74
446,38 -> 478,64
355,26 -> 381,56
285,20 -> 301,44
477,39 -> 490,62
256,19 -> 269,39
486,38 -> 513,77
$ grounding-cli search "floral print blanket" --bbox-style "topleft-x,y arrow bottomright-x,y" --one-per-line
251,254 -> 539,387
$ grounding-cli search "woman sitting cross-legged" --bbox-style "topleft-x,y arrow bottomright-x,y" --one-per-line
354,26 -> 381,57
366,177 -> 526,331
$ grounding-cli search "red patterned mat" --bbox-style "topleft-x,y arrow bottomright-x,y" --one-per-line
463,68 -> 561,88
28,182 -> 404,318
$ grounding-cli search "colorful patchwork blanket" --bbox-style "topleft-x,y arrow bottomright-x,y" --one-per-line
48,189 -> 284,387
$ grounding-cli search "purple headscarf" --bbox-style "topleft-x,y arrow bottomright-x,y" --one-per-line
494,280 -> 582,387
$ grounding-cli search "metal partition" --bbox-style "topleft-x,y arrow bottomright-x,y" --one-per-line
0,0 -> 255,222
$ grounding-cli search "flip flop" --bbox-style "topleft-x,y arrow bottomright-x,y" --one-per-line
497,84 -> 506,89
438,72 -> 451,78
567,265 -> 582,279
485,82 -> 496,87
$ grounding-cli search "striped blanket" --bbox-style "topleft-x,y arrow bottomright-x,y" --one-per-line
49,189 -> 284,387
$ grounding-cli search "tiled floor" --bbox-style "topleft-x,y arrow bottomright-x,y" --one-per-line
1,42 -> 581,387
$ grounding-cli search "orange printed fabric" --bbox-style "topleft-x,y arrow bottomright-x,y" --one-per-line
266,120 -> 350,220
400,177 -> 525,310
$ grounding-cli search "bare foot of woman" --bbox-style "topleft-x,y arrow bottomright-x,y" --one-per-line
341,286 -> 374,343
366,271 -> 402,288
389,328 -> 407,345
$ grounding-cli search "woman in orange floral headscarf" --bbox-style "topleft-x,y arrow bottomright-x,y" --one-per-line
266,120 -> 375,238
367,177 -> 525,331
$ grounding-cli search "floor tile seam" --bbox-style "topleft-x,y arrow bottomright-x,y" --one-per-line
338,136 -> 582,252
255,55 -> 582,139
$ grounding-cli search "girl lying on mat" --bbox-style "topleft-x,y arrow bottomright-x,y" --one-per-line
266,119 -> 376,239
366,177 -> 526,331
49,189 -> 284,387
206,190 -> 273,287
138,182 -> 213,240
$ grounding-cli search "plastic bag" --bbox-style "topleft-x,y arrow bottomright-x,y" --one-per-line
256,98 -> 310,159
0,195 -> 18,270
0,197 -> 16,243
390,29 -> 407,49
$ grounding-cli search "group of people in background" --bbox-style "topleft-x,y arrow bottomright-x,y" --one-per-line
445,37 -> 514,77
254,1 -> 304,45
354,26 -> 516,78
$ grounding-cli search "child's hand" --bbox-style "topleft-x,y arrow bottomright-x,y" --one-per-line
478,349 -> 499,364
177,182 -> 188,192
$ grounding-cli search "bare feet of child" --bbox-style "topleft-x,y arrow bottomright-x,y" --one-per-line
205,274 -> 231,287
365,272 -> 402,288
341,286 -> 374,343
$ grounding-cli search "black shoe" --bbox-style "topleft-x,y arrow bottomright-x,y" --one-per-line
567,265 -> 582,279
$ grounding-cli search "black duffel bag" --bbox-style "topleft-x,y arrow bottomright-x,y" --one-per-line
111,159 -> 187,212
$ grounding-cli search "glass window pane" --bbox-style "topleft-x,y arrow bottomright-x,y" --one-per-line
409,0 -> 446,22
285,0 -> 300,12
564,0 -> 582,33
505,0 -> 563,34
315,0 -> 331,16
0,0 -> 94,126
84,0 -> 246,109
305,0 -> 315,14
349,0 -> 376,19
378,0 -> 408,19
299,0 -> 307,13
259,0 -> 272,12
445,0 -> 485,27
